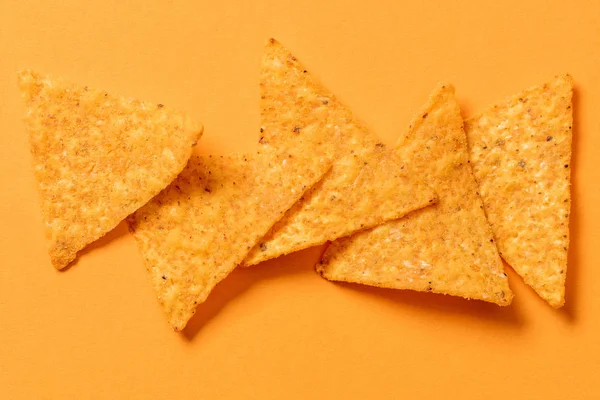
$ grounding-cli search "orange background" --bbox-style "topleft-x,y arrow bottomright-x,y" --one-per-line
1,1 -> 599,398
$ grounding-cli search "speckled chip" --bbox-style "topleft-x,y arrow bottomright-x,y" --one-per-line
465,74 -> 573,308
127,118 -> 331,331
317,84 -> 513,306
18,70 -> 203,269
243,39 -> 437,266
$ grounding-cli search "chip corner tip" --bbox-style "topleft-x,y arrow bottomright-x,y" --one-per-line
426,82 -> 457,105
167,307 -> 197,332
437,82 -> 455,93
552,302 -> 565,310
17,68 -> 34,80
549,73 -> 574,94
501,290 -> 515,306
49,242 -> 78,270
125,216 -> 137,233
558,72 -> 573,84
51,255 -> 73,271
16,69 -> 38,93
314,260 -> 327,276
548,295 -> 566,309
52,262 -> 66,270
185,116 -> 204,139
241,257 -> 259,268
166,314 -> 184,331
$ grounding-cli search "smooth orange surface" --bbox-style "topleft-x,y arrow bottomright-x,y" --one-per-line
1,1 -> 599,398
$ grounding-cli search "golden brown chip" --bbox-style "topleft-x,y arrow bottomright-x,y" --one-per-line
18,70 -> 202,269
243,39 -> 437,266
317,84 -> 513,306
127,107 -> 332,331
465,74 -> 573,308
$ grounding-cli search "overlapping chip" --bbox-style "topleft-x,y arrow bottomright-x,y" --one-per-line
18,70 -> 203,269
317,84 -> 513,305
465,74 -> 573,307
127,107 -> 332,331
243,39 -> 437,266
19,37 -> 575,332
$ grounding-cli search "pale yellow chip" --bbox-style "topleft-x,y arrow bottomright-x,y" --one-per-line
18,70 -> 203,269
465,74 -> 573,308
317,84 -> 513,306
243,39 -> 437,266
127,120 -> 331,331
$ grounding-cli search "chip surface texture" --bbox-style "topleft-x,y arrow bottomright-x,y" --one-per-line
243,39 -> 437,266
18,70 -> 203,269
127,49 -> 333,329
128,147 -> 330,330
318,84 -> 513,305
465,74 -> 573,307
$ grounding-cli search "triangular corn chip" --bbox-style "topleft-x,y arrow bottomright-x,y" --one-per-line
317,84 -> 513,306
243,39 -> 437,266
127,119 -> 332,332
18,70 -> 203,269
465,74 -> 573,307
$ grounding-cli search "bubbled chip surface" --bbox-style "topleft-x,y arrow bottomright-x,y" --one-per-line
465,74 -> 573,307
318,84 -> 513,306
18,69 -> 203,269
243,39 -> 437,266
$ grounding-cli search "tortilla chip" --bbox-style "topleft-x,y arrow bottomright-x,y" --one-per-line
18,70 -> 202,269
243,39 -> 437,266
317,84 -> 513,306
465,74 -> 573,308
127,123 -> 331,332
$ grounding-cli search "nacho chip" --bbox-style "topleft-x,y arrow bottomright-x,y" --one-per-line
465,74 -> 573,308
317,84 -> 513,306
243,39 -> 437,266
18,70 -> 202,269
128,124 -> 331,332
